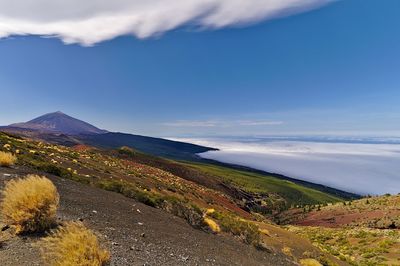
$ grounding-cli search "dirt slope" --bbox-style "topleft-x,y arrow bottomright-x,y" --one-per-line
0,166 -> 296,266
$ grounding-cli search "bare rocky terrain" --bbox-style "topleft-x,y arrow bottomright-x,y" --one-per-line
0,166 -> 296,266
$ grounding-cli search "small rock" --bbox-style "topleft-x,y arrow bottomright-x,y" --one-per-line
140,233 -> 145,238
1,225 -> 10,231
136,209 -> 141,213
138,222 -> 144,226
92,210 -> 98,214
112,242 -> 119,246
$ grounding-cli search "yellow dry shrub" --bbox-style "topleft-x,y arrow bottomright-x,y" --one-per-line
0,151 -> 17,167
205,208 -> 215,215
1,175 -> 59,233
259,228 -> 270,236
299,258 -> 323,266
204,217 -> 221,233
282,246 -> 293,256
40,222 -> 110,266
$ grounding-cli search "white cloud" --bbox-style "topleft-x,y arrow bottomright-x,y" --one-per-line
237,120 -> 284,126
162,119 -> 283,127
0,0 -> 332,45
175,137 -> 400,195
162,120 -> 219,127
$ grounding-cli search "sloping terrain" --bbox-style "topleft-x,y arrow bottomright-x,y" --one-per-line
0,167 -> 295,266
1,111 -> 217,160
0,132 -> 346,265
0,131 -> 348,217
281,196 -> 400,265
76,132 -> 217,160
291,195 -> 400,229
9,111 -> 107,135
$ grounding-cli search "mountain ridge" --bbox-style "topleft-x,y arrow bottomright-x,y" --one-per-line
9,111 -> 108,135
1,111 -> 217,160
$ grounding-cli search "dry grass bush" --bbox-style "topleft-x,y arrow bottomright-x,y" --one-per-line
299,258 -> 323,266
209,211 -> 261,246
0,151 -> 17,167
204,217 -> 221,233
1,175 -> 59,233
40,221 -> 110,266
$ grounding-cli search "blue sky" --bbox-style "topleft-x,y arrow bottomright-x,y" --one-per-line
0,0 -> 399,137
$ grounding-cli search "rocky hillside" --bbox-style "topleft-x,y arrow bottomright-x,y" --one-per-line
0,131 -> 347,265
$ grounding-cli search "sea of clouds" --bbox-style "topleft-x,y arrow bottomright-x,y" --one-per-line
173,137 -> 400,195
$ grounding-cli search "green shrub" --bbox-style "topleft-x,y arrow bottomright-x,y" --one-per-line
118,146 -> 136,156
209,211 -> 261,246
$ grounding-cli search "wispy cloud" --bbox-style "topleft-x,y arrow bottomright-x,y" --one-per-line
162,119 -> 284,127
162,120 -> 219,127
237,120 -> 284,126
0,0 -> 332,46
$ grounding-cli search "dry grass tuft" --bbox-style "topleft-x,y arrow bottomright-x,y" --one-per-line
299,258 -> 323,266
40,221 -> 110,266
0,151 -> 17,167
204,217 -> 221,233
1,175 -> 59,233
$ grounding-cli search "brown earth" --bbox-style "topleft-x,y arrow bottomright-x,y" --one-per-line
286,199 -> 400,228
0,166 -> 296,266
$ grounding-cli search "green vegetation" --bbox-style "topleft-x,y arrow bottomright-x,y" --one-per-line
182,162 -> 342,207
97,179 -> 164,207
209,210 -> 261,246
6,131 -> 394,262
288,226 -> 400,266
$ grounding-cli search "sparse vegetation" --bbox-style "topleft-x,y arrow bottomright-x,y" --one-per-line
97,179 -> 164,207
3,131 -> 395,265
1,175 -> 59,233
299,258 -> 323,266
287,226 -> 400,265
209,211 -> 261,246
0,151 -> 17,167
182,162 -> 344,209
118,146 -> 136,156
40,221 -> 110,266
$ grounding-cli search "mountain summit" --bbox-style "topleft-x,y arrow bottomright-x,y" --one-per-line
9,111 -> 107,135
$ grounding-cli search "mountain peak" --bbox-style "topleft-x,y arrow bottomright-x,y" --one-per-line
9,112 -> 107,135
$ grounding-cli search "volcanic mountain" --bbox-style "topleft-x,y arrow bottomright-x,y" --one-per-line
9,111 -> 107,135
2,111 -> 216,160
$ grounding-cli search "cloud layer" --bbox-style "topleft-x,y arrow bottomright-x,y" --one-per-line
0,0 -> 331,45
173,137 -> 400,195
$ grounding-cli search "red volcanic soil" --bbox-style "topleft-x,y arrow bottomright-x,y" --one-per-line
292,204 -> 400,228
295,210 -> 388,227
72,144 -> 95,152
205,192 -> 252,219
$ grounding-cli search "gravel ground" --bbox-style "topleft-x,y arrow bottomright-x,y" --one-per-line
0,166 -> 296,266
